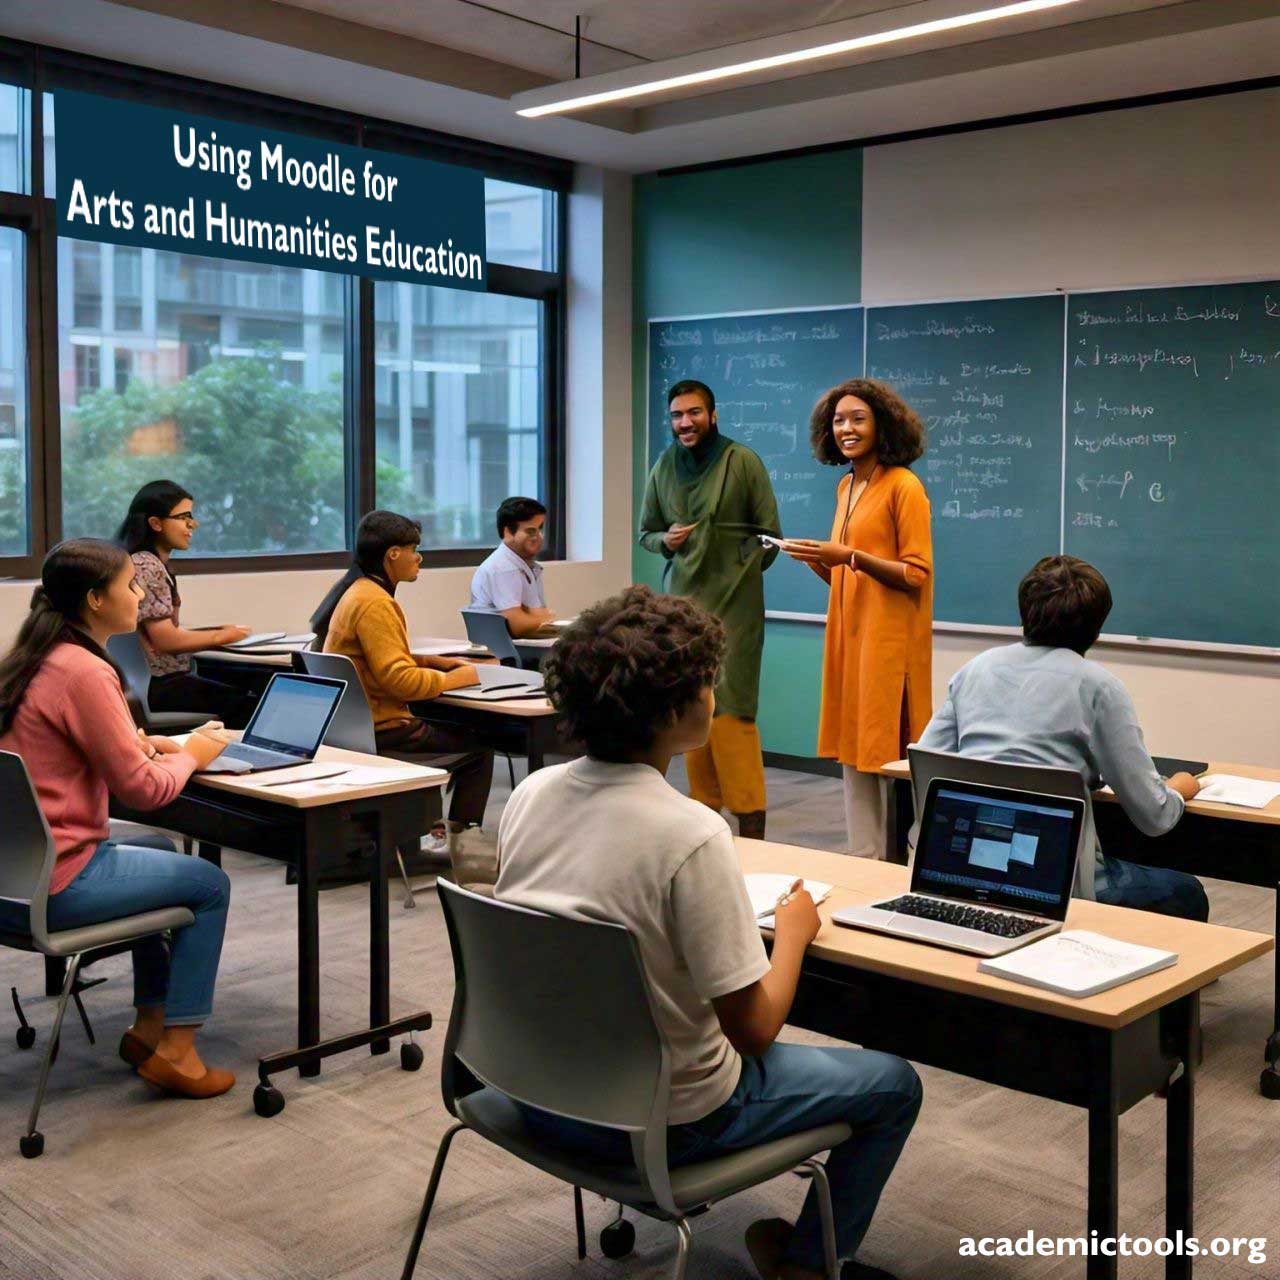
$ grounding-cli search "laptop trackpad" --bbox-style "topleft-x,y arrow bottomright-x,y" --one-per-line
198,755 -> 254,774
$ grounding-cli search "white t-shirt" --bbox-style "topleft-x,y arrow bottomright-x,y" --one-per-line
470,542 -> 545,612
495,757 -> 770,1124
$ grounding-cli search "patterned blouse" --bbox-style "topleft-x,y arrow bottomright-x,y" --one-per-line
131,550 -> 189,678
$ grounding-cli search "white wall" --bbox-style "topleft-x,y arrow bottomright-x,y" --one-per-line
864,88 -> 1280,764
0,164 -> 635,646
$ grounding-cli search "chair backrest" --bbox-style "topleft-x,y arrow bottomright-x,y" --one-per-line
295,650 -> 377,755
0,751 -> 60,947
459,609 -> 520,666
436,878 -> 680,1209
106,632 -> 155,717
907,746 -> 1096,899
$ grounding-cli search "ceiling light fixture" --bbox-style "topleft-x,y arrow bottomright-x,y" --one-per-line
513,0 -> 1084,118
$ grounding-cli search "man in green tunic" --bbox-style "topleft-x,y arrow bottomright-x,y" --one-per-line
639,379 -> 781,838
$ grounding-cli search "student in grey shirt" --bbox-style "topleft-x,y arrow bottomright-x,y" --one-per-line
918,555 -> 1207,920
470,496 -> 556,638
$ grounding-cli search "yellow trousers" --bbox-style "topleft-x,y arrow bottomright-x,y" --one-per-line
685,715 -> 766,814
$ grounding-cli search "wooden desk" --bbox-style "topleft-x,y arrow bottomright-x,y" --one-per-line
112,743 -> 447,1116
740,840 -> 1272,1280
879,758 -> 1280,1097
413,691 -> 567,772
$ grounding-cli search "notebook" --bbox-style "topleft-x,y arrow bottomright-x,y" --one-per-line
745,873 -> 832,926
1194,775 -> 1280,809
977,930 -> 1177,997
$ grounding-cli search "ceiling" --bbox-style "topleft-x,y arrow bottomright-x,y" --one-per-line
6,0 -> 1280,171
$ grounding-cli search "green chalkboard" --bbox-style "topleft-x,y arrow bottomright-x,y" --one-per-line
866,295 -> 1066,628
1064,281 -> 1280,648
647,307 -> 865,616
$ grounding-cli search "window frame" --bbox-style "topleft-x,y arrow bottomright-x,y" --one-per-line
0,36 -> 570,577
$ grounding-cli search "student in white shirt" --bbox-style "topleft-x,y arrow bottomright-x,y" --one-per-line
469,496 -> 555,638
495,585 -> 921,1280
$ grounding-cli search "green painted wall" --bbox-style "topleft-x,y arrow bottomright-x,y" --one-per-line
631,149 -> 862,758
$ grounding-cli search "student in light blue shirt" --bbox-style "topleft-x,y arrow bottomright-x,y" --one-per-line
469,496 -> 555,639
917,555 -> 1208,920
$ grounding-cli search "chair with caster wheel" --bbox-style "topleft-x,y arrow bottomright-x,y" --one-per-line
399,878 -> 850,1280
0,751 -> 195,1159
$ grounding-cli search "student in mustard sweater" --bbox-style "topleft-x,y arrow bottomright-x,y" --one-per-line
0,539 -> 236,1098
312,511 -> 494,862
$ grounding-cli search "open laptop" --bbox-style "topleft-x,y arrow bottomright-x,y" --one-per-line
198,672 -> 346,773
834,778 -> 1085,957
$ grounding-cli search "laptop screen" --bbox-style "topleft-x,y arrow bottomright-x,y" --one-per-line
911,779 -> 1083,919
242,674 -> 345,757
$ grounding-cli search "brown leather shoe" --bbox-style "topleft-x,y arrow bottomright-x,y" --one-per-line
138,1053 -> 236,1099
119,1031 -> 156,1070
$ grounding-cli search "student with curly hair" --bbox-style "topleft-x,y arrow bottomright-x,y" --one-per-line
495,585 -> 921,1280
782,379 -> 934,858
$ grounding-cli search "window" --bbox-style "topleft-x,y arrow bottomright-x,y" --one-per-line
0,42 -> 568,574
0,227 -> 27,557
58,241 -> 349,556
374,282 -> 544,549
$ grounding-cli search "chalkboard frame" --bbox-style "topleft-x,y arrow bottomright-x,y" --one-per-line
644,281 -> 1280,659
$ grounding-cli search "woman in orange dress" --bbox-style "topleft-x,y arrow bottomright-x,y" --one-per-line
783,379 -> 933,856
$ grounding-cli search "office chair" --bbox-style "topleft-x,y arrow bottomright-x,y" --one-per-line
107,631 -> 207,733
906,746 -> 1097,899
0,751 -> 195,1158
296,650 -> 441,908
401,879 -> 848,1280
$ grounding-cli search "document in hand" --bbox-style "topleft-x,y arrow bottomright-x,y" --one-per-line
745,873 -> 833,926
977,930 -> 1177,997
1194,775 -> 1280,809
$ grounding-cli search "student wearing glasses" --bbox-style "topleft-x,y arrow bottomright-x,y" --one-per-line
117,480 -> 258,729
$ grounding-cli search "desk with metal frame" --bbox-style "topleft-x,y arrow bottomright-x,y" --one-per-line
740,840 -> 1272,1280
879,758 -> 1280,1097
111,743 -> 446,1116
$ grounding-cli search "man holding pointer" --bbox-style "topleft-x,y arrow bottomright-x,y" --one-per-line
639,380 -> 782,838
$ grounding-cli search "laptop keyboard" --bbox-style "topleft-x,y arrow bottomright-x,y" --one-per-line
229,742 -> 293,765
877,895 -> 1046,939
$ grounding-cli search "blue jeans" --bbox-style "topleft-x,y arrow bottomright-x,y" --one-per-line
1096,855 -> 1209,921
521,1042 -> 922,1271
0,835 -> 231,1025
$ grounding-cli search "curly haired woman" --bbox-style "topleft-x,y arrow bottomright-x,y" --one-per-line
781,379 -> 934,857
492,585 -> 921,1280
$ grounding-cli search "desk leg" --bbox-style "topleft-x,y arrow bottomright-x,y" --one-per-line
44,957 -> 66,998
885,778 -> 911,865
1087,1031 -> 1119,1280
526,719 -> 548,773
1263,886 -> 1280,1099
1166,993 -> 1197,1280
370,811 -> 392,1056
196,842 -> 222,869
297,846 -> 321,1078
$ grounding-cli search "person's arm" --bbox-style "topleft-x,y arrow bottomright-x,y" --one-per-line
141,617 -> 249,654
500,605 -> 557,638
1091,679 -> 1187,836
61,666 -> 201,809
712,886 -> 820,1056
669,832 -> 816,1059
638,469 -> 682,558
415,654 -> 482,690
357,599 -> 475,701
916,684 -> 960,753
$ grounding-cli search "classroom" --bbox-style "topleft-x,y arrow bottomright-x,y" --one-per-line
1,2 -> 1278,1278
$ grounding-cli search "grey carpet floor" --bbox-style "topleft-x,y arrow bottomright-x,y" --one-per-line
1,761 -> 1276,1280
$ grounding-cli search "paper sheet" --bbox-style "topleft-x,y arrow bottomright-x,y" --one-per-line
1195,774 -> 1280,809
745,873 -> 833,925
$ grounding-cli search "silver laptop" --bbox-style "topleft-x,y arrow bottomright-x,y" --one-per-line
198,673 -> 346,773
833,778 -> 1085,957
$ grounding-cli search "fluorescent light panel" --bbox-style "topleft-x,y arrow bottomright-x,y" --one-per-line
515,0 -> 1084,117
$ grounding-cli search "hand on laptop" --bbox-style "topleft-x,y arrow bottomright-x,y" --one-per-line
184,726 -> 229,769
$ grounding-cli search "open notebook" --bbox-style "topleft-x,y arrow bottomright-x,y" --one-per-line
745,873 -> 832,927
978,930 -> 1177,997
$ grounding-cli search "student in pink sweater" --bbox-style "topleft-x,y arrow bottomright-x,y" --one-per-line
0,539 -> 236,1098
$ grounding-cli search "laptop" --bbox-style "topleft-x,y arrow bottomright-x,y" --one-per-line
443,665 -> 546,701
833,778 -> 1085,957
198,673 -> 346,773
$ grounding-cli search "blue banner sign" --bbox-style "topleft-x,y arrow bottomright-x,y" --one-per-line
56,90 -> 487,290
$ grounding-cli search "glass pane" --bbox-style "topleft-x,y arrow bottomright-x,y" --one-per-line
0,228 -> 29,556
58,241 -> 348,555
42,92 -> 54,199
373,282 -> 543,549
484,178 -> 555,272
0,83 -> 21,193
